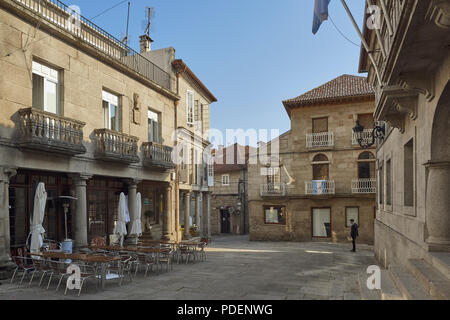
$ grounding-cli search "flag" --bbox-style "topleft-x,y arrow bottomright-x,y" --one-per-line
312,0 -> 331,34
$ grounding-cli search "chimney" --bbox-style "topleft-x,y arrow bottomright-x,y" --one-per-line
139,35 -> 154,53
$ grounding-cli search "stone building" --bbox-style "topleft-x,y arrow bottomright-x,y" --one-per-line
210,143 -> 255,235
0,0 -> 216,272
248,75 -> 376,244
358,0 -> 450,292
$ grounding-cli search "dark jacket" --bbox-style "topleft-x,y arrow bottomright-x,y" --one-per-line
351,223 -> 359,238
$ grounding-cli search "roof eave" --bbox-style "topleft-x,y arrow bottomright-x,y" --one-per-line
172,59 -> 218,103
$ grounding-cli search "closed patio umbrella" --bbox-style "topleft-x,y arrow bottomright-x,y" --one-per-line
30,182 -> 47,254
114,192 -> 127,246
130,192 -> 142,237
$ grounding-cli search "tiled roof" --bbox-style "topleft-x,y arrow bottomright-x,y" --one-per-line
283,74 -> 374,107
213,143 -> 255,173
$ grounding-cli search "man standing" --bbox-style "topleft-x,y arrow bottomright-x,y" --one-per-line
350,219 -> 359,252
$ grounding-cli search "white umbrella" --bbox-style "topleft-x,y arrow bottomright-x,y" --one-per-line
130,192 -> 142,237
113,192 -> 127,246
30,182 -> 47,254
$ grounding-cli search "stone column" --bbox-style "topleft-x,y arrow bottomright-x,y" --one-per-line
73,174 -> 92,248
425,162 -> 450,250
162,185 -> 172,240
195,192 -> 202,232
126,179 -> 140,235
184,192 -> 191,239
0,167 -> 17,270
206,192 -> 211,238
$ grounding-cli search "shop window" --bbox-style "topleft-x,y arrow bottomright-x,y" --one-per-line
346,207 -> 359,227
264,206 -> 286,225
312,208 -> 331,237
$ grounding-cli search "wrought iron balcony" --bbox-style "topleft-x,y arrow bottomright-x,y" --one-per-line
305,180 -> 335,195
93,129 -> 139,164
17,107 -> 86,155
306,132 -> 334,148
260,183 -> 286,197
9,0 -> 172,91
142,142 -> 175,170
352,129 -> 373,146
352,179 -> 376,194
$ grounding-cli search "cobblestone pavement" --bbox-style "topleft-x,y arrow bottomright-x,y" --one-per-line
0,235 -> 377,300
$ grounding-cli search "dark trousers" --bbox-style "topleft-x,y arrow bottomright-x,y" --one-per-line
352,237 -> 356,251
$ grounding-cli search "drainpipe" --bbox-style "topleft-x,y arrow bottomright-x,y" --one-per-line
174,72 -> 181,242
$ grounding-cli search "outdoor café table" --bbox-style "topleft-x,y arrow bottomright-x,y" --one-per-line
27,252 -> 121,290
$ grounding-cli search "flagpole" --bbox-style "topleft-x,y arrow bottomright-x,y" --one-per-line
340,0 -> 383,87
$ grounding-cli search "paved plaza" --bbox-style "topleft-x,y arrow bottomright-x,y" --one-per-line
0,236 -> 377,300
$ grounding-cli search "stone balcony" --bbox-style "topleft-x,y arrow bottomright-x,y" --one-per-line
306,132 -> 334,149
93,129 -> 139,164
142,142 -> 175,170
17,107 -> 86,156
260,183 -> 287,197
351,178 -> 377,194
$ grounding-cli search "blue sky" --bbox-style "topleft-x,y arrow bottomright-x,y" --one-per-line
70,0 -> 366,145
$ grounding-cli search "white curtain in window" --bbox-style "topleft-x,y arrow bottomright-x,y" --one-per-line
346,207 -> 359,226
313,208 -> 330,237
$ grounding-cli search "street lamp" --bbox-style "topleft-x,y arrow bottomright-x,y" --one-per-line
353,120 -> 386,149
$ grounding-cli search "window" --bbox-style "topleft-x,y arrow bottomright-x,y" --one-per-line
267,167 -> 281,185
346,207 -> 359,227
207,156 -> 214,187
313,154 -> 329,180
187,91 -> 194,126
32,61 -> 60,114
404,139 -> 414,206
312,117 -> 328,133
379,162 -> 384,205
358,152 -> 375,179
102,90 -> 120,131
312,208 -> 331,237
148,109 -> 160,143
386,159 -> 392,206
264,206 -> 286,225
357,113 -> 375,129
222,174 -> 230,186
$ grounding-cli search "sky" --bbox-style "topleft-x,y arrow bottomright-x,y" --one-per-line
69,0 -> 367,146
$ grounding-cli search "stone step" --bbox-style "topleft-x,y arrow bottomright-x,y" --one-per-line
389,265 -> 433,300
407,259 -> 450,300
380,270 -> 404,300
428,252 -> 450,281
358,272 -> 381,300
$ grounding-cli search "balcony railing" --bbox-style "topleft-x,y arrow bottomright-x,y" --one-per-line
18,108 -> 86,155
306,132 -> 334,148
142,142 -> 175,170
352,179 -> 376,194
305,180 -> 335,195
260,183 -> 286,197
93,129 -> 139,164
10,0 -> 172,91
352,129 -> 373,146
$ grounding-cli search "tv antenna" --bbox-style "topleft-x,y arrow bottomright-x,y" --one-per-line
121,2 -> 131,45
143,6 -> 155,37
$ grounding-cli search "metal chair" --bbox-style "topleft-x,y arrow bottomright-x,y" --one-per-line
105,256 -> 133,286
176,244 -> 194,265
197,242 -> 207,262
158,249 -> 174,272
46,260 -> 70,291
134,253 -> 157,277
10,256 -> 34,285
29,256 -> 52,287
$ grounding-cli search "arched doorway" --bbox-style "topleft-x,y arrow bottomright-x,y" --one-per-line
426,80 -> 450,249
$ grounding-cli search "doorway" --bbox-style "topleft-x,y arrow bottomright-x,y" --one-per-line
220,209 -> 231,234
